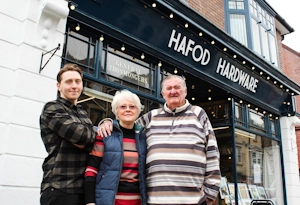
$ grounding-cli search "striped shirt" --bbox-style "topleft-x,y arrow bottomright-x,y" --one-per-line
40,97 -> 96,194
84,125 -> 141,205
137,100 -> 221,205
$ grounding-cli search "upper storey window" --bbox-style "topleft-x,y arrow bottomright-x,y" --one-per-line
225,0 -> 279,68
228,0 -> 245,9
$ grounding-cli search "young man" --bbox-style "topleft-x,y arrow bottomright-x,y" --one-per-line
99,75 -> 221,205
40,63 -> 96,205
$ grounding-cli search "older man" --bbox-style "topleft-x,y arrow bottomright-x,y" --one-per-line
99,75 -> 221,205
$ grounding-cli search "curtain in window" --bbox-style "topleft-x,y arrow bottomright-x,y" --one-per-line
263,145 -> 284,205
230,14 -> 248,47
261,28 -> 270,61
251,18 -> 261,55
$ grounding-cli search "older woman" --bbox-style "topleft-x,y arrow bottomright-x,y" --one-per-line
84,90 -> 147,205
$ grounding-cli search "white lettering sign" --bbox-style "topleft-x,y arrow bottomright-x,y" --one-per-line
216,58 -> 259,93
106,53 -> 149,88
168,29 -> 210,65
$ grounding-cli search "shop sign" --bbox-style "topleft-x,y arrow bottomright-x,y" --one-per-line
75,0 -> 291,113
106,52 -> 150,88
168,29 -> 259,94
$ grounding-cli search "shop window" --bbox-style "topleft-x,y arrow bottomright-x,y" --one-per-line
229,14 -> 248,47
235,103 -> 244,126
236,146 -> 242,164
63,27 -> 159,97
200,101 -> 230,125
78,80 -> 161,126
249,109 -> 266,133
270,119 -> 278,138
225,0 -> 279,68
64,31 -> 96,75
232,133 -> 284,205
100,45 -> 156,95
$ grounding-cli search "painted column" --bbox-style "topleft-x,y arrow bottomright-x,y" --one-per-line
280,116 -> 300,205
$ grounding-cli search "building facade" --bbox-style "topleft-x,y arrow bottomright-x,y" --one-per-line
0,0 -> 300,205
282,44 -> 300,173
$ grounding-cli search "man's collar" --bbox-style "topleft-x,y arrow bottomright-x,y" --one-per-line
164,99 -> 190,113
57,96 -> 81,108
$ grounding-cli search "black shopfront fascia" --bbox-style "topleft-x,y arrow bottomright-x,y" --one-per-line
68,0 -> 300,116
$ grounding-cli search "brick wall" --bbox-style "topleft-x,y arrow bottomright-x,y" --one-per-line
276,31 -> 285,72
282,44 -> 300,169
282,45 -> 300,112
186,0 -> 225,30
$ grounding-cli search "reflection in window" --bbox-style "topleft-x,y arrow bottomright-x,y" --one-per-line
78,80 -> 161,125
202,102 -> 230,125
100,45 -> 155,95
65,31 -> 96,75
106,52 -> 150,89
270,119 -> 277,138
236,146 -> 242,164
249,109 -> 265,133
235,133 -> 284,205
235,103 -> 243,126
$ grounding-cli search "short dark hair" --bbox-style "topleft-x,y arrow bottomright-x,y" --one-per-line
57,63 -> 83,83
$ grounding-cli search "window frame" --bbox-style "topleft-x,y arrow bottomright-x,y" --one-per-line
224,0 -> 279,68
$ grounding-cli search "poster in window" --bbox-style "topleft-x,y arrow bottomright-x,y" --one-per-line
227,183 -> 241,205
253,163 -> 261,183
237,183 -> 250,199
257,186 -> 268,199
248,184 -> 259,199
219,177 -> 230,199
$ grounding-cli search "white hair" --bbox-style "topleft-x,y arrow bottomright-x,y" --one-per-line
161,74 -> 187,91
111,89 -> 142,118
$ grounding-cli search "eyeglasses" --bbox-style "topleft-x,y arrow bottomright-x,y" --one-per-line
118,105 -> 137,110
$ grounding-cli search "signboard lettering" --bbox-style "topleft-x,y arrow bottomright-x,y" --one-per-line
107,53 -> 149,88
168,29 -> 210,65
216,58 -> 259,93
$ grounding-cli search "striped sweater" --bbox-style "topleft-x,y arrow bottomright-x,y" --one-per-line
137,100 -> 221,205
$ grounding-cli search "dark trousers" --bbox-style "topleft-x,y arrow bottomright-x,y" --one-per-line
40,187 -> 84,205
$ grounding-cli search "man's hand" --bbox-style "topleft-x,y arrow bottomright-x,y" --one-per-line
206,198 -> 214,205
74,144 -> 84,149
97,120 -> 113,137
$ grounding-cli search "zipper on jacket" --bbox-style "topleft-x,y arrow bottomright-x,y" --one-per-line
113,125 -> 124,205
170,109 -> 176,132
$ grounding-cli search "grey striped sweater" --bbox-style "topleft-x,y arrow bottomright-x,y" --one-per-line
137,100 -> 221,205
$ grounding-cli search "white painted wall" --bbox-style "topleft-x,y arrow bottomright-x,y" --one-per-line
280,116 -> 300,205
0,0 -> 68,204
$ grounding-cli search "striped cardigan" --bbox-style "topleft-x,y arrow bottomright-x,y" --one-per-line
137,100 -> 221,205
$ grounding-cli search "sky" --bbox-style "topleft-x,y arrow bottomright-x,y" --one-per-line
268,0 -> 300,52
